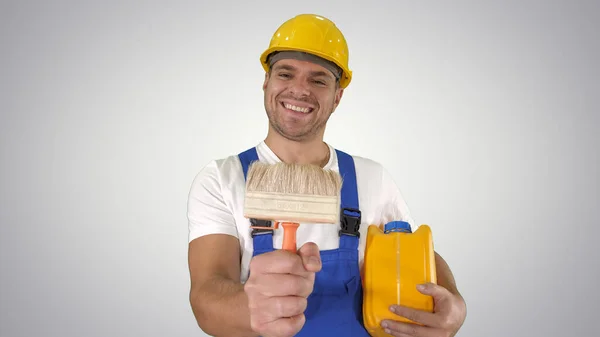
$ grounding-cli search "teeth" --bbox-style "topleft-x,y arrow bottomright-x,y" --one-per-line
284,103 -> 311,113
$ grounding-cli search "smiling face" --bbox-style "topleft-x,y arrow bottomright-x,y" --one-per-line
263,58 -> 344,142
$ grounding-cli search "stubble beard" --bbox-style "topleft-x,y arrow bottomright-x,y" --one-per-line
267,105 -> 333,142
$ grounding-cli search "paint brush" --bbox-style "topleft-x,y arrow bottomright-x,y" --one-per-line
244,161 -> 343,253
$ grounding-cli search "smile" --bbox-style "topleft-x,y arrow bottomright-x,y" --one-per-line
281,102 -> 314,114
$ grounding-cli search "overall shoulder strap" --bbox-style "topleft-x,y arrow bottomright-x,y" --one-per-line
335,149 -> 359,211
238,147 -> 259,180
335,149 -> 362,243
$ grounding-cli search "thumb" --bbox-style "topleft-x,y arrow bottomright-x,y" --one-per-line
297,242 -> 322,272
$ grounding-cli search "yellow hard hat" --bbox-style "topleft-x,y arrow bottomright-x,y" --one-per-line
260,14 -> 352,88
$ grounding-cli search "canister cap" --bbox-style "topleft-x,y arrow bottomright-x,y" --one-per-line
384,221 -> 412,234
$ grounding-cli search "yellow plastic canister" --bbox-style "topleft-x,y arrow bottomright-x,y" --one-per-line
362,221 -> 437,336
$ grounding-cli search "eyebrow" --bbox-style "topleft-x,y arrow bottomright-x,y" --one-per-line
272,64 -> 335,80
272,64 -> 296,72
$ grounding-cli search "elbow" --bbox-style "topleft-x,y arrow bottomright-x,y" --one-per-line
189,287 -> 215,335
190,286 -> 237,337
188,282 -> 256,337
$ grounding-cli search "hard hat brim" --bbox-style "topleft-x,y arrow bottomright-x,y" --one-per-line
260,47 -> 352,88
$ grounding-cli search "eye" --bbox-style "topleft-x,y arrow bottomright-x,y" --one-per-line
278,73 -> 291,79
312,79 -> 327,86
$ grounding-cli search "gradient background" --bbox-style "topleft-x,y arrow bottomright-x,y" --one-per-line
1,1 -> 598,336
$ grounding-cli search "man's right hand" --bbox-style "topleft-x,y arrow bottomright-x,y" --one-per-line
244,242 -> 322,337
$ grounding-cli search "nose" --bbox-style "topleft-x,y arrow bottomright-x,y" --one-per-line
288,77 -> 311,98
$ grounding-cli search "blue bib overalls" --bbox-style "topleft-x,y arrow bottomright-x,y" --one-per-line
238,147 -> 371,336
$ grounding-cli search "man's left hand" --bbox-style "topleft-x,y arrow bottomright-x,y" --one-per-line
380,283 -> 466,337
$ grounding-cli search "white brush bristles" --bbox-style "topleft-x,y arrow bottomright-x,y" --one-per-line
244,162 -> 343,224
246,162 -> 343,196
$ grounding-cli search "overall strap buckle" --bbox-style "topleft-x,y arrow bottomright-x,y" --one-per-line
250,218 -> 274,237
339,207 -> 361,237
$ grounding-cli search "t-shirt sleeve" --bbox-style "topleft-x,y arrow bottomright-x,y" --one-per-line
378,165 -> 419,232
187,161 -> 239,243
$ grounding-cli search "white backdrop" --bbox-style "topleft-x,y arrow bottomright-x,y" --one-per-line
1,1 -> 598,336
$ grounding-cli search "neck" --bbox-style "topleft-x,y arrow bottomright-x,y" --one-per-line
264,130 -> 330,167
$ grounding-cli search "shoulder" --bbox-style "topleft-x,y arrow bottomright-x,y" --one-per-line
187,152 -> 247,243
346,153 -> 400,193
341,151 -> 406,195
335,148 -> 388,180
351,154 -> 385,173
335,148 -> 417,229
335,150 -> 394,198
188,151 -> 246,195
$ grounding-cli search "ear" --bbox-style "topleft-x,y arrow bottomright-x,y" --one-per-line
332,88 -> 344,112
262,72 -> 269,91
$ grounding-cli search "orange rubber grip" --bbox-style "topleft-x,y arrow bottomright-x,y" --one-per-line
280,222 -> 300,253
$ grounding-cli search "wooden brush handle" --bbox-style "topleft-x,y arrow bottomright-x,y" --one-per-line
280,222 -> 300,253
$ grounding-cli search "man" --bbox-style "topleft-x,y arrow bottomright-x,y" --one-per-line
187,14 -> 466,337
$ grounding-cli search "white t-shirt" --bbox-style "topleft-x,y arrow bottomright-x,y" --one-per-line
187,141 -> 417,283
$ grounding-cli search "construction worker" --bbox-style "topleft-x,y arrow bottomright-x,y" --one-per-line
187,14 -> 466,337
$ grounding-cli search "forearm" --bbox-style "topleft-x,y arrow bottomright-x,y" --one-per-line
190,275 -> 258,337
434,251 -> 462,298
433,251 -> 467,336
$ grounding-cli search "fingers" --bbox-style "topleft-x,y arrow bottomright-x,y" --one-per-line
246,287 -> 309,337
250,313 -> 306,337
253,296 -> 308,318
389,305 -> 438,327
381,320 -> 441,337
385,331 -> 414,337
245,273 -> 314,298
297,242 -> 322,272
245,244 -> 321,337
383,283 -> 467,337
